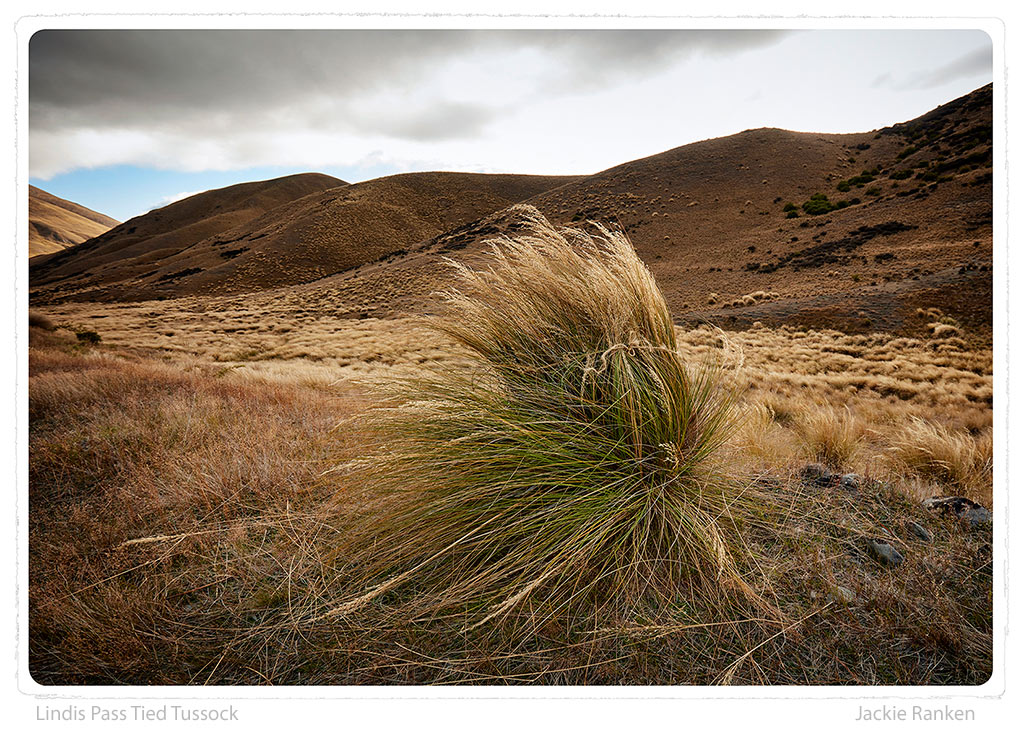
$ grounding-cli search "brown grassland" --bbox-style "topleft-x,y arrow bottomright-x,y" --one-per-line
28,219 -> 992,685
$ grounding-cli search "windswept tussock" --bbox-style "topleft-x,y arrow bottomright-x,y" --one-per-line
332,208 -> 771,632
795,405 -> 868,470
890,417 -> 993,501
28,310 -> 56,331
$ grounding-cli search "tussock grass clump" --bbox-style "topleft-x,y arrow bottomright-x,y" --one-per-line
29,310 -> 55,331
795,405 -> 867,470
727,401 -> 799,471
889,417 -> 992,501
930,322 -> 960,339
336,208 -> 766,630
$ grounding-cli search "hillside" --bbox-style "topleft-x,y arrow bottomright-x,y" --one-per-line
29,172 -> 346,297
28,186 -> 119,257
276,84 -> 991,336
29,84 -> 992,339
29,172 -> 577,302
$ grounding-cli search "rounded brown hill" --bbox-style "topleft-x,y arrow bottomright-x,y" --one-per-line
29,186 -> 120,258
30,172 -> 346,298
298,84 -> 991,335
29,172 -> 578,303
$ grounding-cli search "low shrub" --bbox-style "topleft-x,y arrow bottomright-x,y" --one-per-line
75,329 -> 102,344
801,193 -> 852,216
802,193 -> 835,215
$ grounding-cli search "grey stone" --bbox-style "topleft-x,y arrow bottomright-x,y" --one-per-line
800,463 -> 833,486
961,506 -> 992,527
867,539 -> 905,566
839,473 -> 862,490
905,520 -> 933,542
923,496 -> 992,528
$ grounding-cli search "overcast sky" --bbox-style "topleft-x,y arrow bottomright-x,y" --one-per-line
29,29 -> 992,221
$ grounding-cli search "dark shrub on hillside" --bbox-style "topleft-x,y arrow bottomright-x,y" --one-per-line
802,193 -> 837,216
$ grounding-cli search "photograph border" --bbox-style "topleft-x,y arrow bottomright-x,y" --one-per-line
9,7 -> 1011,720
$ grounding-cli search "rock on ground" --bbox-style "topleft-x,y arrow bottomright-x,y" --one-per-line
867,539 -> 905,566
923,496 -> 992,528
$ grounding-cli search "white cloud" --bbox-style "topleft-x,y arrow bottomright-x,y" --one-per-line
152,190 -> 202,209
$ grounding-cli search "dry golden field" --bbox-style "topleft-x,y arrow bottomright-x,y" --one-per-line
28,289 -> 992,685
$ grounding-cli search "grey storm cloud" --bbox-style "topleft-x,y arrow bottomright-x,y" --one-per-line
30,29 -> 791,137
30,30 -> 484,133
374,101 -> 499,142
505,29 -> 792,90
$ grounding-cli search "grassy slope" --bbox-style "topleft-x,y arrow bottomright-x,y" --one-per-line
281,85 -> 992,335
29,186 -> 120,257
30,85 -> 991,329
29,172 -> 347,294
29,172 -> 578,303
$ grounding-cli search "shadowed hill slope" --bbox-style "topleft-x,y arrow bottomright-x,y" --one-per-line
29,172 -> 346,295
29,172 -> 577,302
29,186 -> 119,257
